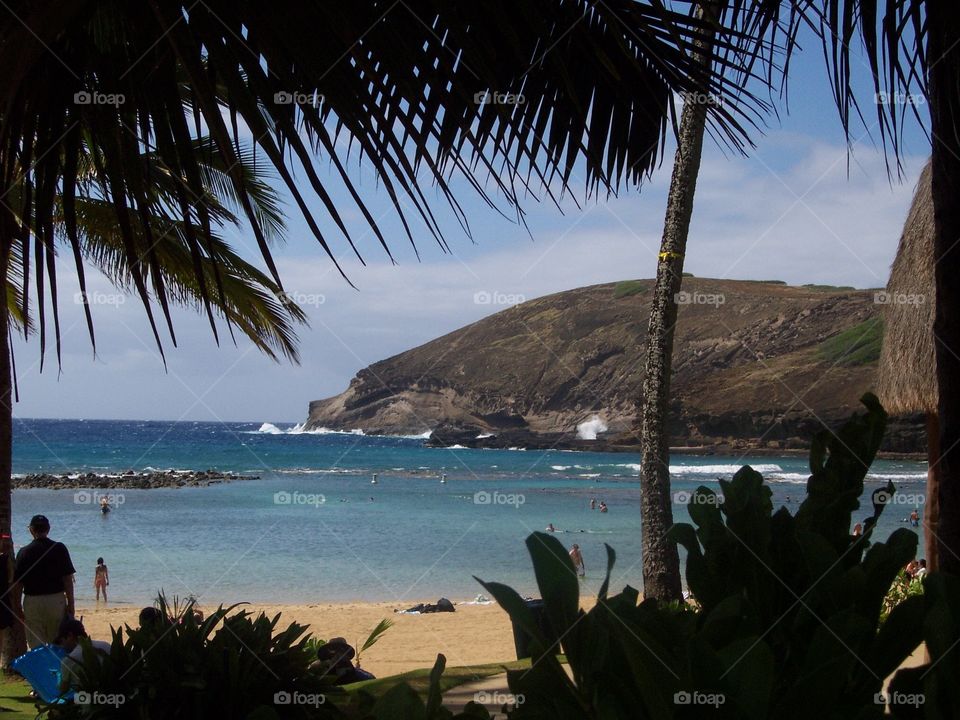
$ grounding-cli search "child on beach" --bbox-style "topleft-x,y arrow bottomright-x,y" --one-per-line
94,557 -> 109,602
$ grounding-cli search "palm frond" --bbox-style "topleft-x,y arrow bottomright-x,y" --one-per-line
0,0 -> 782,362
358,618 -> 394,657
67,195 -> 306,362
717,1 -> 928,169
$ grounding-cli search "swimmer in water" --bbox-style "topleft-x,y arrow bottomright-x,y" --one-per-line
546,523 -> 556,532
598,501 -> 608,514
589,498 -> 596,510
569,544 -> 585,577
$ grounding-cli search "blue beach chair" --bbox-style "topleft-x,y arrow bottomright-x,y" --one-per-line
11,644 -> 73,703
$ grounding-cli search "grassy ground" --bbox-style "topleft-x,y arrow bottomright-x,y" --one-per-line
346,658 -> 531,698
0,658 -> 538,716
818,317 -> 883,365
0,675 -> 37,719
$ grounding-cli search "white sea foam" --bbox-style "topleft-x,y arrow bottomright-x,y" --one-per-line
399,430 -> 434,440
476,433 -> 495,439
251,422 -> 366,436
866,472 -> 927,481
576,415 -> 607,440
614,462 -> 785,475
551,465 -> 572,471
766,472 -> 809,484
273,467 -> 358,475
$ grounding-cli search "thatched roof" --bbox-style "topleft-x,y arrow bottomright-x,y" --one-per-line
876,162 -> 938,415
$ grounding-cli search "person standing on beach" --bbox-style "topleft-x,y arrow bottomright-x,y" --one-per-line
94,557 -> 109,603
569,544 -> 585,577
12,515 -> 76,648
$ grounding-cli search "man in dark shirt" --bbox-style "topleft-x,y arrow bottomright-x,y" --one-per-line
12,515 -> 76,648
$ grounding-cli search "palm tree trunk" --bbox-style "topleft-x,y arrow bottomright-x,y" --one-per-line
0,230 -> 23,664
928,6 -> 960,578
639,3 -> 717,602
926,414 -> 940,572
0,246 -> 9,544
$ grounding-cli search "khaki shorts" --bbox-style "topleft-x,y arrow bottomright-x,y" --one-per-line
23,593 -> 66,649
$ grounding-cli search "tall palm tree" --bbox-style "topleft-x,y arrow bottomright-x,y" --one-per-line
639,0 -> 724,602
0,1 -> 767,583
0,139 -> 305,661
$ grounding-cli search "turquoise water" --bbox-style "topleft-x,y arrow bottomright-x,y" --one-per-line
11,419 -> 927,605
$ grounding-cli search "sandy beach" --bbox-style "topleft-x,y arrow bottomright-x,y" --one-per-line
77,599 -> 540,677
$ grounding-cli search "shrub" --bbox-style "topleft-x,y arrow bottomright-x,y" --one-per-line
478,394 -> 925,719
803,284 -> 856,291
43,595 -> 343,719
881,570 -> 924,625
45,597 -> 489,719
612,280 -> 647,299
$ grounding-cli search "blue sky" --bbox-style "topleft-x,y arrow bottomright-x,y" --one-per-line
12,25 -> 931,423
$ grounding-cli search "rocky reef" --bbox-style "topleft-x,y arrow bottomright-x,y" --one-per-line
14,469 -> 257,490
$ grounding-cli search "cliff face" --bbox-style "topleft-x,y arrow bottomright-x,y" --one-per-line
306,279 -> 924,453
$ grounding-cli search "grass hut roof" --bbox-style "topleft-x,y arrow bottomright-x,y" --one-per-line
876,162 -> 938,415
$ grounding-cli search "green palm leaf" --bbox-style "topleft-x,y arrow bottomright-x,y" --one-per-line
0,0 -> 771,361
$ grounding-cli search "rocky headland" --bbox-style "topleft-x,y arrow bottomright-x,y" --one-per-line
305,279 -> 926,457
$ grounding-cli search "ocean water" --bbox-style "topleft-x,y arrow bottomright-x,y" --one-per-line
10,419 -> 927,606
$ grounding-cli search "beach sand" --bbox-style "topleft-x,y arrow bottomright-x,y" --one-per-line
77,599 -> 532,677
